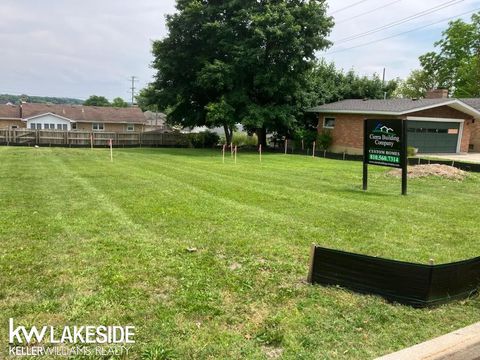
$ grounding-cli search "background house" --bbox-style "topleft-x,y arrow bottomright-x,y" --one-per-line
0,104 -> 22,129
0,103 -> 146,132
144,111 -> 171,132
311,90 -> 480,154
22,104 -> 146,132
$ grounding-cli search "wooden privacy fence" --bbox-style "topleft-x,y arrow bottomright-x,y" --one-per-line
0,129 -> 189,147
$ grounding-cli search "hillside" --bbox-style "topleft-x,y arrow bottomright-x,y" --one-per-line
0,94 -> 84,105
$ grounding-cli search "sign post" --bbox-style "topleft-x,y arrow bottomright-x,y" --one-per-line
363,119 -> 407,195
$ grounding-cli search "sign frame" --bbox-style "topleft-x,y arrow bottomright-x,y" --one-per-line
363,119 -> 408,195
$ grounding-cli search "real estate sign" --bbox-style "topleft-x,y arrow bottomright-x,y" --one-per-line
363,119 -> 407,195
364,119 -> 404,168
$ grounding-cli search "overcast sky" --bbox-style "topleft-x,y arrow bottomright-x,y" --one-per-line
0,0 -> 478,101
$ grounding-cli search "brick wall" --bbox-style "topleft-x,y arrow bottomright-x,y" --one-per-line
407,105 -> 471,119
470,121 -> 480,152
318,114 -> 399,155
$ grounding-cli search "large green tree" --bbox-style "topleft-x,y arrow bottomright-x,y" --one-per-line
112,97 -> 128,108
397,13 -> 480,98
296,60 -> 399,143
146,0 -> 333,145
83,95 -> 111,107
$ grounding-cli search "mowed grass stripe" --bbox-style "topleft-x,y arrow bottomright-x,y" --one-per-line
115,149 -> 480,262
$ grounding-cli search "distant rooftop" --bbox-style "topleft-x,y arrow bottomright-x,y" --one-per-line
22,103 -> 146,124
309,98 -> 480,117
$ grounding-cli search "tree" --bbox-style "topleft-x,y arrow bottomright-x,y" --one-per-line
83,95 -> 110,107
397,12 -> 480,98
112,97 -> 128,108
145,0 -> 334,145
294,60 -> 399,144
393,69 -> 438,99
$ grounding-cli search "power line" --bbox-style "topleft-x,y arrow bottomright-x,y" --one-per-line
330,0 -> 372,15
334,0 -> 464,45
335,0 -> 403,24
326,7 -> 480,55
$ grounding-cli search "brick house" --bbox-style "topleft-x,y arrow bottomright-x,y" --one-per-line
310,91 -> 480,154
0,103 -> 146,132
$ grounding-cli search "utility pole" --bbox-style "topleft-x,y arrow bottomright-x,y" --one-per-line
129,76 -> 138,106
382,68 -> 387,100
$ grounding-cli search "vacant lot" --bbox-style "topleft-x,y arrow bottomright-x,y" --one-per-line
1,147 -> 479,359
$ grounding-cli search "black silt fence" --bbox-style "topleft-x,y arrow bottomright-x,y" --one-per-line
308,246 -> 480,307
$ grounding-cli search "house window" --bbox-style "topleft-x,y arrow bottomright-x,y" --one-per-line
72,123 -> 77,130
57,124 -> 63,130
323,117 -> 336,129
92,123 -> 104,131
63,124 -> 68,130
36,124 -> 42,130
31,123 -> 36,130
49,124 -> 55,130
126,124 -> 135,131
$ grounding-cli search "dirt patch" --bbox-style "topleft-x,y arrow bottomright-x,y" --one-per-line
387,164 -> 467,180
261,346 -> 284,359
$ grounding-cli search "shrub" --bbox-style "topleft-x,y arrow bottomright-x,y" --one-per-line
293,129 -> 317,148
189,131 -> 220,148
407,146 -> 418,157
232,132 -> 258,147
317,130 -> 333,150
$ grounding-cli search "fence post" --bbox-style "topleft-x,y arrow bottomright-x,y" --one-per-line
307,243 -> 316,284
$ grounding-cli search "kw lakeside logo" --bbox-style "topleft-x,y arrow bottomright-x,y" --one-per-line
8,318 -> 135,357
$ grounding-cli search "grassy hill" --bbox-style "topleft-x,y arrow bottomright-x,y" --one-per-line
0,93 -> 83,105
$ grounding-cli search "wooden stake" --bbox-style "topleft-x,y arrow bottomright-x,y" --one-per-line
90,133 -> 94,150
307,243 -> 317,283
109,138 -> 113,162
234,145 -> 237,164
231,142 -> 233,157
285,139 -> 288,155
222,144 -> 226,164
259,144 -> 262,162
312,141 -> 316,158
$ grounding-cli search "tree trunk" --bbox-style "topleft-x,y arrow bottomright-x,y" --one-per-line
256,126 -> 267,147
223,124 -> 232,145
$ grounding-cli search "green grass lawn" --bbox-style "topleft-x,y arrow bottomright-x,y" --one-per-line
1,147 -> 479,359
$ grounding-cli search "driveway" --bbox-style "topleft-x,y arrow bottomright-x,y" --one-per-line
419,153 -> 480,164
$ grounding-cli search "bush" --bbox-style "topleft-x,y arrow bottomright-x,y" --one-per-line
232,132 -> 258,147
317,130 -> 333,150
189,130 -> 220,148
293,129 -> 317,148
407,146 -> 418,157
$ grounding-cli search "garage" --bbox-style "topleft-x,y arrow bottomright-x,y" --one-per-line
407,120 -> 461,153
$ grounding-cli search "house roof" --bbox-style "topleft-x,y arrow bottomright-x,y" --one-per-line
0,104 -> 21,119
308,98 -> 480,118
21,103 -> 146,124
461,98 -> 480,111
